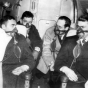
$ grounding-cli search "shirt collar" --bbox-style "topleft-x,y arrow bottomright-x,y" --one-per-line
77,34 -> 88,45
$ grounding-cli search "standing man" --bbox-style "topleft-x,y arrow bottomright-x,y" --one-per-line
18,11 -> 42,60
54,14 -> 88,88
0,15 -> 35,88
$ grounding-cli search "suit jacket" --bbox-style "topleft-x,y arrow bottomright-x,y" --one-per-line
17,21 -> 42,50
54,35 -> 78,71
2,33 -> 35,88
28,24 -> 42,50
75,40 -> 88,80
54,35 -> 88,88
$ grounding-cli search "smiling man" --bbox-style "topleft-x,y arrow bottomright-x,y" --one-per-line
38,16 -> 72,74
36,16 -> 79,88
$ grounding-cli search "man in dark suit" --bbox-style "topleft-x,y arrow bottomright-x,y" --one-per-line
54,14 -> 88,88
18,11 -> 42,60
0,15 -> 35,88
18,11 -> 43,87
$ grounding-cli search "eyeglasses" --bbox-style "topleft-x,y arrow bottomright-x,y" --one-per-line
56,25 -> 65,30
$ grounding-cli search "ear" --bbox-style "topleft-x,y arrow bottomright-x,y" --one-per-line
20,19 -> 22,24
65,27 -> 69,31
1,24 -> 6,30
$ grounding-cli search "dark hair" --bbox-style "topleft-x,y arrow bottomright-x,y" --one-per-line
0,15 -> 16,25
58,16 -> 71,28
21,11 -> 34,19
78,14 -> 88,22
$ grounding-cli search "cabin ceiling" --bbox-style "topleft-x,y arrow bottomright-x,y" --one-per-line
0,0 -> 88,19
0,0 -> 88,8
0,0 -> 88,12
0,0 -> 87,12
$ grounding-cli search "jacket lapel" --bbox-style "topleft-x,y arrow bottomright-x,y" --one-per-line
2,38 -> 14,62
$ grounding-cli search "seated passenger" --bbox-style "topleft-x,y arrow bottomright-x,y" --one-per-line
18,11 -> 42,60
0,15 -> 35,88
37,16 -> 75,74
18,11 -> 43,88
54,15 -> 88,88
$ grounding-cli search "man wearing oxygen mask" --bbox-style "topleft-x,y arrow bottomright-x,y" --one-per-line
18,11 -> 42,60
35,16 -> 78,88
0,15 -> 35,88
54,14 -> 88,88
38,16 -> 76,74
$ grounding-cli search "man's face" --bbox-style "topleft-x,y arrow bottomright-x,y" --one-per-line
77,21 -> 88,38
55,19 -> 67,36
22,17 -> 33,28
4,19 -> 16,33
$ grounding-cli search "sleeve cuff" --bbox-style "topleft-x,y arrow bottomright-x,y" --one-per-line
35,47 -> 40,52
60,66 -> 68,73
21,65 -> 29,71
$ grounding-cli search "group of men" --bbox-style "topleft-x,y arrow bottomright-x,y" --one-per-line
0,10 -> 88,88
0,11 -> 42,88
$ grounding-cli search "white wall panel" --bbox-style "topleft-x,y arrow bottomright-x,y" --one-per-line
17,0 -> 31,21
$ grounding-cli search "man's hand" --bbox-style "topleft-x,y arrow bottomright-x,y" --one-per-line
60,66 -> 78,82
85,80 -> 88,88
12,65 -> 29,75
